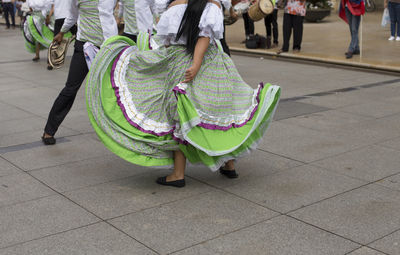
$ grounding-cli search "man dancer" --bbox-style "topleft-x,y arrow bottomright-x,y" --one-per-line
42,0 -> 118,144
2,0 -> 16,29
118,0 -> 156,42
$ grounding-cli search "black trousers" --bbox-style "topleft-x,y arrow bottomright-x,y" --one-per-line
3,3 -> 15,28
282,13 -> 304,51
54,18 -> 77,36
243,12 -> 254,36
264,9 -> 278,44
44,40 -> 88,136
122,32 -> 137,43
220,23 -> 231,56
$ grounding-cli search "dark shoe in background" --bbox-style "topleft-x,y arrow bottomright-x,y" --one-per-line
266,36 -> 272,49
345,51 -> 353,59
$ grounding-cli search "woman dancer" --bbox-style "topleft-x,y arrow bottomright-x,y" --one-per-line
24,0 -> 53,61
86,0 -> 281,187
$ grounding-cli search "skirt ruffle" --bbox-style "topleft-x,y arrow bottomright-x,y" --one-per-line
86,35 -> 280,171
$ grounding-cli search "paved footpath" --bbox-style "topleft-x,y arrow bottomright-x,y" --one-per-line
1,25 -> 400,255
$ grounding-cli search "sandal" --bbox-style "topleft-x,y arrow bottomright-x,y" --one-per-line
41,133 -> 56,145
32,57 -> 40,62
219,167 -> 239,179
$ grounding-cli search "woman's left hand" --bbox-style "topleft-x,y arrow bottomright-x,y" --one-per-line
183,65 -> 200,83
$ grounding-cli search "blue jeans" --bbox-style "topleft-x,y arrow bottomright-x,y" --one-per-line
388,1 -> 400,37
345,7 -> 361,53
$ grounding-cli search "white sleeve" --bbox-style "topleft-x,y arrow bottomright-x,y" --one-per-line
118,1 -> 123,18
98,0 -> 118,40
219,0 -> 231,10
60,0 -> 78,33
198,3 -> 224,40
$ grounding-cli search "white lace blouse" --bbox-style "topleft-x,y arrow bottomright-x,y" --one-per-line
156,2 -> 224,46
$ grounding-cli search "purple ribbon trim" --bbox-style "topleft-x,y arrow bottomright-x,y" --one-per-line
172,133 -> 188,145
110,46 -> 175,137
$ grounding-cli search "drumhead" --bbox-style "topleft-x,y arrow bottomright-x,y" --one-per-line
259,0 -> 274,15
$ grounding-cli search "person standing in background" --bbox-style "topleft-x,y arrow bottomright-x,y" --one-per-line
278,0 -> 306,54
385,0 -> 400,41
264,0 -> 278,48
2,0 -> 16,29
339,0 -> 365,58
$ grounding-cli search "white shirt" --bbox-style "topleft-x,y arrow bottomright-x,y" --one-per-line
61,0 -> 118,45
27,0 -> 52,16
53,0 -> 72,19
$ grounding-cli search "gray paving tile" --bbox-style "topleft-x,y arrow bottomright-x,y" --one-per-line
298,90 -> 372,109
0,173 -> 55,207
370,229 -> 400,255
280,109 -> 373,133
0,102 -> 34,122
274,101 -> 330,121
61,108 -> 94,133
0,195 -> 99,248
313,145 -> 400,182
0,87 -> 61,117
377,173 -> 400,192
379,137 -> 400,151
173,216 -> 359,255
347,247 -> 386,255
338,101 -> 400,118
64,170 -> 214,219
2,134 -> 112,171
0,126 -> 78,148
289,184 -> 400,244
0,117 -> 50,136
30,154 -> 146,192
185,149 -> 302,188
0,222 -> 155,255
224,164 -> 366,213
258,122 -> 357,163
0,158 -> 21,177
109,190 -> 277,254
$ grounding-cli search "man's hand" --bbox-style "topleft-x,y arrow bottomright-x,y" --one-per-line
53,32 -> 65,44
183,64 -> 200,83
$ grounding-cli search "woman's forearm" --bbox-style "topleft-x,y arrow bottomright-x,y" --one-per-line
192,37 -> 210,68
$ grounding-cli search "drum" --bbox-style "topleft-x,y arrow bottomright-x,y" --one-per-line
224,0 -> 250,25
248,0 -> 274,21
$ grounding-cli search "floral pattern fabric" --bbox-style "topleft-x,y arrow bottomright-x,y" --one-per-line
285,0 -> 306,16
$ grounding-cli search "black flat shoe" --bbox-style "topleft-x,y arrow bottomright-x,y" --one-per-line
156,176 -> 185,188
345,52 -> 353,59
32,57 -> 40,62
41,134 -> 56,145
219,167 -> 239,179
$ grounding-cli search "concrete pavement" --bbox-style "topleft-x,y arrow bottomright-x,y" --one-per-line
1,25 -> 400,254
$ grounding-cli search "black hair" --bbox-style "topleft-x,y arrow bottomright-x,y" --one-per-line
173,0 -> 208,54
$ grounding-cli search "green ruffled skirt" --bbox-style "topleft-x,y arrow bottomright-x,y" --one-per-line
22,13 -> 72,53
86,35 -> 280,171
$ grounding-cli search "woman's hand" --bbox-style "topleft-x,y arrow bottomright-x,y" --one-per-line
183,64 -> 200,83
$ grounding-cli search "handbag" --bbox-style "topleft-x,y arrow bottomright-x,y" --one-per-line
381,8 -> 390,27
